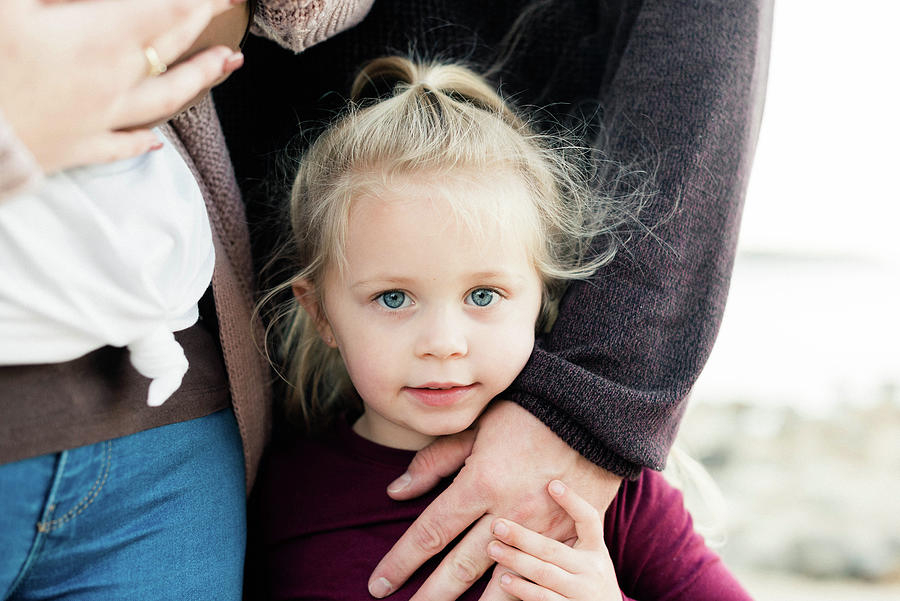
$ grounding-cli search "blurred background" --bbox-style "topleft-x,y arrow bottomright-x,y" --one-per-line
673,1 -> 900,599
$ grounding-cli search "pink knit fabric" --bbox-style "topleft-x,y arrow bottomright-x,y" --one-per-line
252,0 -> 375,53
168,96 -> 272,492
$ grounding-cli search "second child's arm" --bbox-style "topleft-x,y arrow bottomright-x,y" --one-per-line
488,480 -> 621,601
489,473 -> 754,601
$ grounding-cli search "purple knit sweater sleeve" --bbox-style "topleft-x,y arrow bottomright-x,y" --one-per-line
0,110 -> 42,199
251,0 -> 374,53
509,0 -> 772,477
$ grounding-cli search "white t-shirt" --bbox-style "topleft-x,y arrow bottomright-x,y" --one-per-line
0,129 -> 215,406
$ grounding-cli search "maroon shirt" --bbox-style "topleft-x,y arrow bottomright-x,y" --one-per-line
250,420 -> 752,601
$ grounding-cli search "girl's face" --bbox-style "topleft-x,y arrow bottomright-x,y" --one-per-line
300,173 -> 543,450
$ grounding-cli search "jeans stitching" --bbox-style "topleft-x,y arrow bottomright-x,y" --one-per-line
36,440 -> 112,533
3,452 -> 66,600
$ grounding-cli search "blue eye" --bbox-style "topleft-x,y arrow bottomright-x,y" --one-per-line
467,288 -> 497,307
377,291 -> 408,309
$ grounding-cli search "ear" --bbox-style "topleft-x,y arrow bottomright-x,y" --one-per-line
291,279 -> 337,348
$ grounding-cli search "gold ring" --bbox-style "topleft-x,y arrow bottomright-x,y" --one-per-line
143,46 -> 168,77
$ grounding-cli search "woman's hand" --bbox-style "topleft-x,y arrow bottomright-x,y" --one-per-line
369,401 -> 622,600
488,480 -> 621,601
0,0 -> 244,173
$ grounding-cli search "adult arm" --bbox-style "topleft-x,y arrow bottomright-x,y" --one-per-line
370,0 -> 772,598
0,0 -> 245,190
510,0 -> 773,477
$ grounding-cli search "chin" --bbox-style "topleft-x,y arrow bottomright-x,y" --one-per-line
419,415 -> 478,437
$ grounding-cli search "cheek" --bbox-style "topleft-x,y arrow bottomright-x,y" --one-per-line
477,315 -> 536,386
334,326 -> 399,399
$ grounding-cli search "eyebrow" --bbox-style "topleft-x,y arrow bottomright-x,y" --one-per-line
350,271 -> 527,290
350,276 -> 417,290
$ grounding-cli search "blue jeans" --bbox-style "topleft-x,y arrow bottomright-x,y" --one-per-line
0,408 -> 246,600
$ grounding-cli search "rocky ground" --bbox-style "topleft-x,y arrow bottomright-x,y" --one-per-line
735,568 -> 900,601
670,394 -> 900,598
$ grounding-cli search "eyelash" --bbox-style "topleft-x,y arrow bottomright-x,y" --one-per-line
465,287 -> 504,307
375,290 -> 412,310
371,287 -> 506,310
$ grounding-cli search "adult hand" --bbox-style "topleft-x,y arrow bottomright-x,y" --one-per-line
0,0 -> 245,173
369,401 -> 623,600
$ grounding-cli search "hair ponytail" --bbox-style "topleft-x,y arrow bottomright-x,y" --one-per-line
350,56 -> 524,130
263,55 -> 644,433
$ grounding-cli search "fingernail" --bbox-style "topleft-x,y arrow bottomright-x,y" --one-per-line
387,472 -> 411,494
224,52 -> 244,72
500,573 -> 512,586
492,520 -> 509,537
487,541 -> 503,559
368,577 -> 393,598
549,480 -> 566,496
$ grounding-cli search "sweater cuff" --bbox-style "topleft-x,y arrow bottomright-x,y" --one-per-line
509,389 -> 643,480
0,109 -> 43,199
251,0 -> 374,53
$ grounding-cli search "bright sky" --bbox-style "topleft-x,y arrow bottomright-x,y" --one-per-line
739,0 -> 900,263
691,0 -> 900,413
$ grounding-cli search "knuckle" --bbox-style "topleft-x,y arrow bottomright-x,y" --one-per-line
97,141 -> 130,165
157,92 -> 185,118
506,494 -> 540,524
97,149 -> 119,165
534,564 -> 553,585
468,468 -> 502,501
545,511 -> 574,539
543,543 -> 564,566
412,520 -> 449,555
412,445 -> 442,475
164,0 -> 194,23
449,429 -> 476,456
449,554 -> 483,586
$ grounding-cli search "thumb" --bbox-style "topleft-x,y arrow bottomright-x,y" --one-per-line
387,429 -> 475,500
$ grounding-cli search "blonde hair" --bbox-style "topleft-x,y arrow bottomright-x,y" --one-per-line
263,56 -> 637,431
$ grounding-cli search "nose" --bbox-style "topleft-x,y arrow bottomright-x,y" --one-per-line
415,306 -> 468,359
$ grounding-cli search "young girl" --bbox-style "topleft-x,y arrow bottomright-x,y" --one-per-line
252,56 -> 751,600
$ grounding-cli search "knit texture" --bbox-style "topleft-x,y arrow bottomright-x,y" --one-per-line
216,0 -> 771,479
167,97 -> 271,492
252,0 -> 374,53
171,0 -> 374,491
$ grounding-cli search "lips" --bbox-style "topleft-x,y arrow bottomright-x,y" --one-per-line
404,383 -> 477,407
